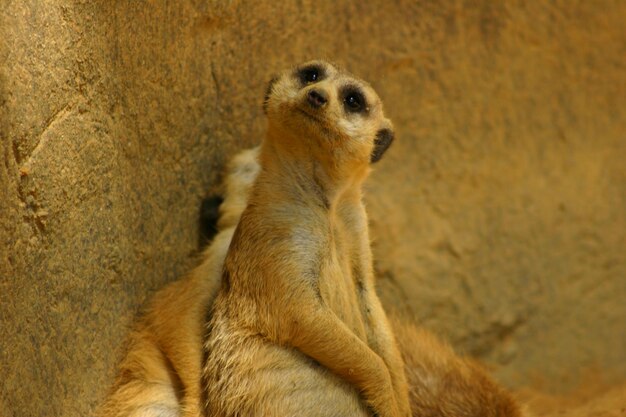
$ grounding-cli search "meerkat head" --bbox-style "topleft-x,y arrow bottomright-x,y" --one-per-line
263,60 -> 394,171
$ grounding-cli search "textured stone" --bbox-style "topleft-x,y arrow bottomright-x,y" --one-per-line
1,1 -> 625,416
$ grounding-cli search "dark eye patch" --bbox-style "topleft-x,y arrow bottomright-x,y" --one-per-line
298,64 -> 324,85
341,86 -> 367,114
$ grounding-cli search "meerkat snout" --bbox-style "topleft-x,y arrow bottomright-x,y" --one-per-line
307,89 -> 328,108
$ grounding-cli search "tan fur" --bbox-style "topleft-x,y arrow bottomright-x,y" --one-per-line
99,145 -> 525,417
202,60 -> 410,417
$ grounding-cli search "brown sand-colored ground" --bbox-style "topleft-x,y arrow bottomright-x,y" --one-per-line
1,1 -> 624,416
520,383 -> 626,417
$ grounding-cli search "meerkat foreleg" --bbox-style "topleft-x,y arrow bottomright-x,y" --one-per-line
360,292 -> 411,416
283,300 -> 406,417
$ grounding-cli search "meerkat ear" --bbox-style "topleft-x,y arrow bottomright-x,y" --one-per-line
262,76 -> 278,114
371,125 -> 395,163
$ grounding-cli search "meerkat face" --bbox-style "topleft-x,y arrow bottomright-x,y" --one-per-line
263,60 -> 394,166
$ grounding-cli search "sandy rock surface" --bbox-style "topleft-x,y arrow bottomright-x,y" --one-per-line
1,1 -> 625,416
520,383 -> 626,417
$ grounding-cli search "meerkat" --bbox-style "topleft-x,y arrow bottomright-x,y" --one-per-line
97,147 -> 261,417
201,60 -> 410,417
99,60 -> 525,417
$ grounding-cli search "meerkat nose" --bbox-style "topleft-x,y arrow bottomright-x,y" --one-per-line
307,89 -> 328,108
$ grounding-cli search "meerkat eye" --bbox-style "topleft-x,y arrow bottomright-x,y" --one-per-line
298,65 -> 323,84
343,89 -> 366,113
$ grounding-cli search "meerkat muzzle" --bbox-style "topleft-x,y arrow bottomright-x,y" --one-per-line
307,88 -> 328,108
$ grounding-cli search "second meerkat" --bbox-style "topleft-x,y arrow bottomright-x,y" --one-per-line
203,60 -> 410,417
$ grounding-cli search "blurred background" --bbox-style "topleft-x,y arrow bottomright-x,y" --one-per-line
1,1 -> 624,416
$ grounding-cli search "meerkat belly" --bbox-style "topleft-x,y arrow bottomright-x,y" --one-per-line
204,312 -> 370,417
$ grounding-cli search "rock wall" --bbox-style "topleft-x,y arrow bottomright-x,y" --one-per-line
1,1 -> 624,416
